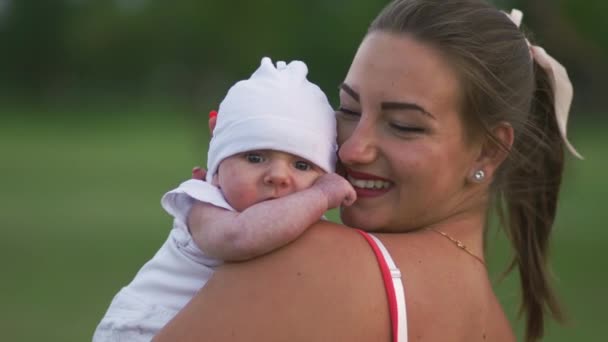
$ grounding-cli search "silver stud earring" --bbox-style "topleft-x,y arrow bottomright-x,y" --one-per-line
473,170 -> 485,182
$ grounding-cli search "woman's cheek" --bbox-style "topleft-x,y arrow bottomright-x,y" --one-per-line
336,119 -> 355,145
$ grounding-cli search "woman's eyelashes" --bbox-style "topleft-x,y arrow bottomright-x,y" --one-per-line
336,106 -> 361,118
389,122 -> 426,133
338,107 -> 425,132
337,105 -> 427,137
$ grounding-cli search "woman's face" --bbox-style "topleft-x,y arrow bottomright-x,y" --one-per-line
337,31 -> 481,232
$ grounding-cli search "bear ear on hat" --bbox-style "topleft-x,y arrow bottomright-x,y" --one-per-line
276,61 -> 287,69
285,60 -> 308,81
250,57 -> 309,82
261,56 -> 272,64
251,57 -> 277,79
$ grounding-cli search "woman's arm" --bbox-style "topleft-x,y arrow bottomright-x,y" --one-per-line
154,221 -> 391,342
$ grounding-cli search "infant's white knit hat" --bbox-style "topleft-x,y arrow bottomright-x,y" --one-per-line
206,57 -> 337,181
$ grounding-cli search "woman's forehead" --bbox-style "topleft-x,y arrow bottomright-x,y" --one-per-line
343,31 -> 461,112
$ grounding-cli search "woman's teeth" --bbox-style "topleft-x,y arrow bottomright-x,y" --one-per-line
347,175 -> 391,189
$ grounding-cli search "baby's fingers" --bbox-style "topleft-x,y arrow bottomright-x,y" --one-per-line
192,167 -> 207,180
341,187 -> 357,207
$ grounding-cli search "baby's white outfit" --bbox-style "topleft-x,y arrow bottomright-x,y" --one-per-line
93,56 -> 338,341
92,180 -> 230,342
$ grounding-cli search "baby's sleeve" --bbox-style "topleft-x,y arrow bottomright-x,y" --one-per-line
161,179 -> 234,225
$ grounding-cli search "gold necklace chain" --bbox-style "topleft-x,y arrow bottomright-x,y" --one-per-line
426,228 -> 485,266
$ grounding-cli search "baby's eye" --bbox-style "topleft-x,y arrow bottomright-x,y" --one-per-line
294,160 -> 312,171
245,153 -> 264,163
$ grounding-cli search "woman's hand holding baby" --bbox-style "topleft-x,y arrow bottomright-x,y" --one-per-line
312,173 -> 357,209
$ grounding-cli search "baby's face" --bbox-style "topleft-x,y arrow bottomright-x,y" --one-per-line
212,150 -> 325,211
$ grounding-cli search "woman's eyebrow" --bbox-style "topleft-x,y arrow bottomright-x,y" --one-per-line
340,83 -> 435,119
339,83 -> 360,102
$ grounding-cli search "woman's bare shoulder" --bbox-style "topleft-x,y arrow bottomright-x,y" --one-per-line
155,222 -> 514,341
376,232 -> 516,341
155,221 -> 392,342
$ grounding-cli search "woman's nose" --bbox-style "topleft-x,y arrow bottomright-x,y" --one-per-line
338,119 -> 378,165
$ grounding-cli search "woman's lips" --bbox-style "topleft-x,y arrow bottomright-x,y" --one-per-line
345,169 -> 392,197
346,169 -> 392,182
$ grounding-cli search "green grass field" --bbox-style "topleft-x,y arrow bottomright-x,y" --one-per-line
1,110 -> 606,341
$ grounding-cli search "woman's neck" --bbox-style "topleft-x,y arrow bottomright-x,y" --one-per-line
424,203 -> 487,258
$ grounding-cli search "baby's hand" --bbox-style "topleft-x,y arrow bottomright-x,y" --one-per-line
192,166 -> 206,180
312,173 -> 357,209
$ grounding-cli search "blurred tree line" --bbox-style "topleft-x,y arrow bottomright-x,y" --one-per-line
0,0 -> 605,114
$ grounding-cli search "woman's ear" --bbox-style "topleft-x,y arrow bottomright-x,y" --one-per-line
469,122 -> 514,183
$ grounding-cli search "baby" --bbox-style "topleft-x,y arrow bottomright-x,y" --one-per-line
93,57 -> 356,341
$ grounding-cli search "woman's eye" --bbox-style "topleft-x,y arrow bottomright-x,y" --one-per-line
389,123 -> 426,133
294,161 -> 312,171
336,106 -> 361,118
245,153 -> 264,163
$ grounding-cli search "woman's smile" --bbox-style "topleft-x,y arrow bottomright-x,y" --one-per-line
345,169 -> 393,197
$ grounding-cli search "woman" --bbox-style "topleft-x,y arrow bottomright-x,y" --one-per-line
155,0 -> 580,341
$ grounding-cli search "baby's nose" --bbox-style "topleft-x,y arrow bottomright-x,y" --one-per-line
263,162 -> 292,188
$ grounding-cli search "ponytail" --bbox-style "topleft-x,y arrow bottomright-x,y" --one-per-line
498,61 -> 566,342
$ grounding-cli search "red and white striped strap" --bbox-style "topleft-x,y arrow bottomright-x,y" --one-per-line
356,229 -> 408,342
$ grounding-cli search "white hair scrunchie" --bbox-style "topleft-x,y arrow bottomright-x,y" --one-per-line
504,9 -> 583,159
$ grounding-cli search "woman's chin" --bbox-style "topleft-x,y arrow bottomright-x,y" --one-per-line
340,207 -> 383,231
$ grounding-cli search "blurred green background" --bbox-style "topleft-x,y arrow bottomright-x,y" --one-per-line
1,0 -> 606,341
